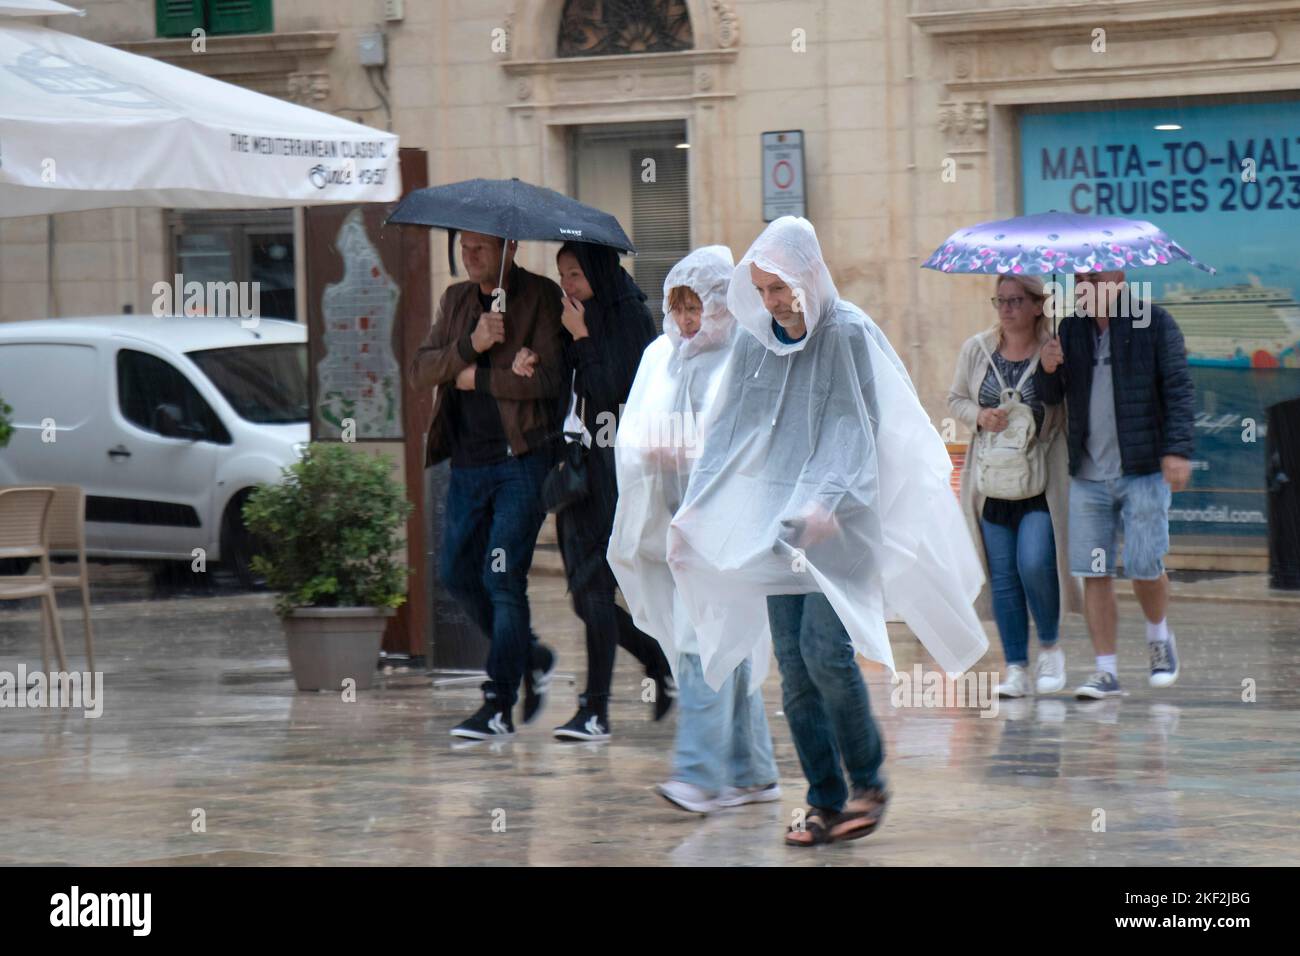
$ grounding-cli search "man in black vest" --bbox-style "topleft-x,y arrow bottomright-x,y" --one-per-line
1038,270 -> 1194,700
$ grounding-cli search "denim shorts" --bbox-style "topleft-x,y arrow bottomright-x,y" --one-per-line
1068,472 -> 1171,580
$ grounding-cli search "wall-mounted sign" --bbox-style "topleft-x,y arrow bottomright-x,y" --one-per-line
762,130 -> 805,221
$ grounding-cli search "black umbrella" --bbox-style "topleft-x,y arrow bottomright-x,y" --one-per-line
386,177 -> 636,287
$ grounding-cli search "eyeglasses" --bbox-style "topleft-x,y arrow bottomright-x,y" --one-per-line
990,296 -> 1025,310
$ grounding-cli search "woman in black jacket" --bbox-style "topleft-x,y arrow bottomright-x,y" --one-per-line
549,241 -> 674,740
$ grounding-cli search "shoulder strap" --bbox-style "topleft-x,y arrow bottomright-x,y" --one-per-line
1012,353 -> 1041,393
974,335 -> 1008,391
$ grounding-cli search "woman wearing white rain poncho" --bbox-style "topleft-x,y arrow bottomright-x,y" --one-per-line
666,217 -> 988,846
608,246 -> 780,815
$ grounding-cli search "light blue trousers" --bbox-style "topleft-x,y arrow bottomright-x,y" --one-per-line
670,653 -> 779,795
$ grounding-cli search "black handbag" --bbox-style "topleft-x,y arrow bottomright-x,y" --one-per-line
541,381 -> 589,513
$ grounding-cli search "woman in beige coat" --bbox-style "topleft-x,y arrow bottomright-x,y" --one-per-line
948,275 -> 1082,698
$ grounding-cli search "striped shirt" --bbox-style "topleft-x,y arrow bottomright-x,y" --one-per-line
978,350 -> 1045,432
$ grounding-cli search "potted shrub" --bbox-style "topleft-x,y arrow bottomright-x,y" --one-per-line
0,394 -> 13,449
243,442 -> 413,692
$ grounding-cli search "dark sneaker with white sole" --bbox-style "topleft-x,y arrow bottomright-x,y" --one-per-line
1148,634 -> 1180,689
450,696 -> 515,740
554,698 -> 611,742
523,643 -> 557,724
1074,671 -> 1123,700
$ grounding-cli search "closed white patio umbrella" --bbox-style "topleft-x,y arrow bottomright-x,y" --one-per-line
0,14 -> 399,216
0,0 -> 83,16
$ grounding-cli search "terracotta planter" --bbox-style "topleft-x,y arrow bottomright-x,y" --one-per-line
283,606 -> 395,692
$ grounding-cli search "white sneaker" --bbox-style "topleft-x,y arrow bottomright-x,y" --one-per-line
717,783 -> 782,807
655,780 -> 721,814
997,664 -> 1030,699
1034,646 -> 1067,695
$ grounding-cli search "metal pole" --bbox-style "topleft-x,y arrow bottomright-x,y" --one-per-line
1051,271 -> 1058,336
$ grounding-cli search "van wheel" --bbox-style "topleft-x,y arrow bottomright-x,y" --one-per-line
0,558 -> 34,576
221,492 -> 264,590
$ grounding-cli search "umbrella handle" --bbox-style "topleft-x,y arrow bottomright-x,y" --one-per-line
495,240 -> 511,313
1051,271 -> 1057,337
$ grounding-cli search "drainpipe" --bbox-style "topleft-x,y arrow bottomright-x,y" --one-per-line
901,2 -> 924,403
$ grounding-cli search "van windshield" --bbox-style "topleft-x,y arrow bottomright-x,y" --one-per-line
187,343 -> 309,424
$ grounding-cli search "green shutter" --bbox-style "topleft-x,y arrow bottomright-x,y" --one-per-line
155,0 -> 204,38
208,0 -> 273,36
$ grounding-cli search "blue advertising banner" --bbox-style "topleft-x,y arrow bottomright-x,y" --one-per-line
1021,101 -> 1300,540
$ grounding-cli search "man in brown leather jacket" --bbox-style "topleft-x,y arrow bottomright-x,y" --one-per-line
409,231 -> 565,740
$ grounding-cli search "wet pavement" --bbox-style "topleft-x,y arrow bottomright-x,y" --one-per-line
1,565 -> 1298,866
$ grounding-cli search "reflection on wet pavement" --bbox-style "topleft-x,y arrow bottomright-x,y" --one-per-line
1,571 -> 1297,866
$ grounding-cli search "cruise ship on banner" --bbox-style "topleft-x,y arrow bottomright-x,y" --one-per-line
1160,279 -> 1300,368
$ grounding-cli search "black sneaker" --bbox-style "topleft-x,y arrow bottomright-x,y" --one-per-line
450,698 -> 515,740
523,643 -> 557,725
651,670 -> 677,721
553,698 -> 611,742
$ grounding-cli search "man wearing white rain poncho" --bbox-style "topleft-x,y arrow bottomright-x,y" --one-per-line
666,217 -> 988,846
609,245 -> 780,816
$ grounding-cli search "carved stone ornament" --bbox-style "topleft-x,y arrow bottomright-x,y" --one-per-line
952,46 -> 973,80
287,70 -> 329,105
711,0 -> 739,48
937,100 -> 988,152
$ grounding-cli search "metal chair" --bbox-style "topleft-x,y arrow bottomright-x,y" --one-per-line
0,486 -> 68,672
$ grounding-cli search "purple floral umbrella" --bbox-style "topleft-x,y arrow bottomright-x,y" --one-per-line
922,210 -> 1215,333
921,210 -> 1215,278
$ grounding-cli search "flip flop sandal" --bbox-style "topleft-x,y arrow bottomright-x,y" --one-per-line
785,806 -> 838,847
829,788 -> 890,843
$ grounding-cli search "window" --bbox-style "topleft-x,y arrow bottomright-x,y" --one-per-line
156,0 -> 273,40
629,143 -> 690,318
571,121 -> 690,316
558,0 -> 693,57
170,209 -> 296,321
188,343 -> 309,425
0,344 -> 97,427
117,349 -> 230,443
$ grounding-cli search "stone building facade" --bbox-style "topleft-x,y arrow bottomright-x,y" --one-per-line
4,0 -> 1299,567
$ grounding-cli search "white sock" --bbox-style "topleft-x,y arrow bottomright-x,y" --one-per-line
1096,654 -> 1118,677
1146,618 -> 1170,644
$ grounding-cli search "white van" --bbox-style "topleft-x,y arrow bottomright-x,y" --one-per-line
0,316 -> 308,584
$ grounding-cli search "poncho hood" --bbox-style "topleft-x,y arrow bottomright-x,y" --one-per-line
662,244 -> 736,359
728,216 -> 839,355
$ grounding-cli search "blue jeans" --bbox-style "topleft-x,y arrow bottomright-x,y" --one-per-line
440,453 -> 549,708
671,653 -> 779,795
766,592 -> 885,811
980,510 -> 1060,666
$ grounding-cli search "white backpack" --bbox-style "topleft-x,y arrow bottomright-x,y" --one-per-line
972,339 -> 1048,501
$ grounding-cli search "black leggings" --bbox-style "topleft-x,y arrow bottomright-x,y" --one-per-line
570,582 -> 669,705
